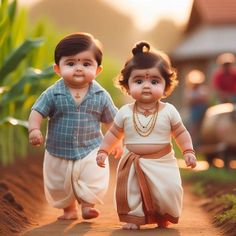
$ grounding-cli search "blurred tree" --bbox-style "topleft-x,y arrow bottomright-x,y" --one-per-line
146,19 -> 184,53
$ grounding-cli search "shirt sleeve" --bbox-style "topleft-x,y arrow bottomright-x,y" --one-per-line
101,91 -> 118,123
168,104 -> 182,126
32,89 -> 55,118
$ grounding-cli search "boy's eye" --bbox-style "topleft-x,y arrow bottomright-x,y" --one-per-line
67,62 -> 74,66
83,62 -> 91,67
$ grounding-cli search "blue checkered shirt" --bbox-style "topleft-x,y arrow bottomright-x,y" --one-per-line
32,79 -> 117,160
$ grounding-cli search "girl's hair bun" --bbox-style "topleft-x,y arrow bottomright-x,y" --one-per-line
132,42 -> 150,55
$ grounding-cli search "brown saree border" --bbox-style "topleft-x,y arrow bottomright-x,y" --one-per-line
116,144 -> 179,225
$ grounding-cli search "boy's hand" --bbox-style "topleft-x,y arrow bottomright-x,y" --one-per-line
96,153 -> 108,168
184,153 -> 197,168
110,142 -> 123,159
29,129 -> 44,146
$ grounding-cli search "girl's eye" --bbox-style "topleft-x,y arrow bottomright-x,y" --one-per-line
67,62 -> 74,66
135,80 -> 142,84
151,80 -> 158,85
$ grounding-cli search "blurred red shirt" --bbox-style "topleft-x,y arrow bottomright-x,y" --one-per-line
213,67 -> 236,93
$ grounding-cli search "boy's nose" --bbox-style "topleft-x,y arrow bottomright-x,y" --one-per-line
76,64 -> 83,71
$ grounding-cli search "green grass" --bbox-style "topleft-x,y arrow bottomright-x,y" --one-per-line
215,192 -> 236,224
182,167 -> 236,225
181,167 -> 236,183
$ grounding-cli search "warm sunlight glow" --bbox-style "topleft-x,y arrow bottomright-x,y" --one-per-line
178,159 -> 209,171
186,70 -> 205,84
205,103 -> 234,117
33,69 -> 42,74
0,87 -> 5,94
18,0 -> 41,5
229,160 -> 236,169
212,158 -> 224,168
101,0 -> 193,31
8,117 -> 19,126
18,0 -> 193,31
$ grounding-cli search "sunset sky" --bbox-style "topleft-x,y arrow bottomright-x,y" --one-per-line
18,0 -> 193,31
101,0 -> 193,31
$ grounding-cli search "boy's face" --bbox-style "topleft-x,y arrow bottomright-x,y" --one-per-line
54,50 -> 102,88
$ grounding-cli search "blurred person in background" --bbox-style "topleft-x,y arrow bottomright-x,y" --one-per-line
185,70 -> 209,147
212,53 -> 236,103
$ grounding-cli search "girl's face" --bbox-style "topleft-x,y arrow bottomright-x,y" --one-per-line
128,67 -> 166,103
54,49 -> 102,88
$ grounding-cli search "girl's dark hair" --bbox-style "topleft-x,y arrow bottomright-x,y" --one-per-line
116,41 -> 178,97
54,32 -> 103,66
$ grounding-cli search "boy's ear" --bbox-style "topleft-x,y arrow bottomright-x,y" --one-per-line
53,64 -> 61,76
96,65 -> 103,75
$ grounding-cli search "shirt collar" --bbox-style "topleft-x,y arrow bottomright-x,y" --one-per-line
53,78 -> 104,95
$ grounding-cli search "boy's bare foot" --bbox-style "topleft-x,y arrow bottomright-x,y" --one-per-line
122,223 -> 140,230
57,202 -> 78,220
82,207 -> 100,219
57,210 -> 78,220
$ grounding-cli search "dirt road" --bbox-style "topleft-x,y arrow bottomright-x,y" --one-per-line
23,161 -> 224,236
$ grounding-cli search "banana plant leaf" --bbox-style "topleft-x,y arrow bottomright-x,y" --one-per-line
0,116 -> 28,128
1,65 -> 55,104
8,0 -> 17,23
0,38 -> 44,80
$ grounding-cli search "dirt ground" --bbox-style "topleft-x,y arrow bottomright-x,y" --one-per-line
0,154 -> 228,236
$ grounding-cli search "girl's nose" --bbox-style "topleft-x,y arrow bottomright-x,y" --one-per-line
143,81 -> 150,88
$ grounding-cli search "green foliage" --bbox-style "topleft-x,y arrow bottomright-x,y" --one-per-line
0,0 -> 123,165
181,167 -> 236,184
215,193 -> 236,224
190,181 -> 205,197
0,0 -> 57,165
182,167 -> 236,225
0,38 -> 44,79
98,56 -> 124,107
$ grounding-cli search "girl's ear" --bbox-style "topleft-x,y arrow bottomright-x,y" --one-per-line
96,65 -> 103,75
53,64 -> 61,76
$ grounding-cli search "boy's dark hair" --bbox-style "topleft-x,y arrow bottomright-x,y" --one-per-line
54,32 -> 103,66
116,41 -> 178,97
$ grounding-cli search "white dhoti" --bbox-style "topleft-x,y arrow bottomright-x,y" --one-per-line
43,148 -> 109,209
116,144 -> 183,225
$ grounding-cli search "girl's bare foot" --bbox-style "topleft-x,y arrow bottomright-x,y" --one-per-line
122,223 -> 140,230
82,207 -> 100,219
157,219 -> 169,228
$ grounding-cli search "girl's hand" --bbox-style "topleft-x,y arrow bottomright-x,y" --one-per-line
29,129 -> 44,146
184,153 -> 197,168
96,153 -> 108,168
111,142 -> 123,159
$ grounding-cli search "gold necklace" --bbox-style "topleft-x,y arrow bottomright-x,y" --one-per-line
136,103 -> 157,117
133,102 -> 159,137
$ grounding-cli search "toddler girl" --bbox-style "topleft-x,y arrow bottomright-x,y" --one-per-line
96,42 -> 196,230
